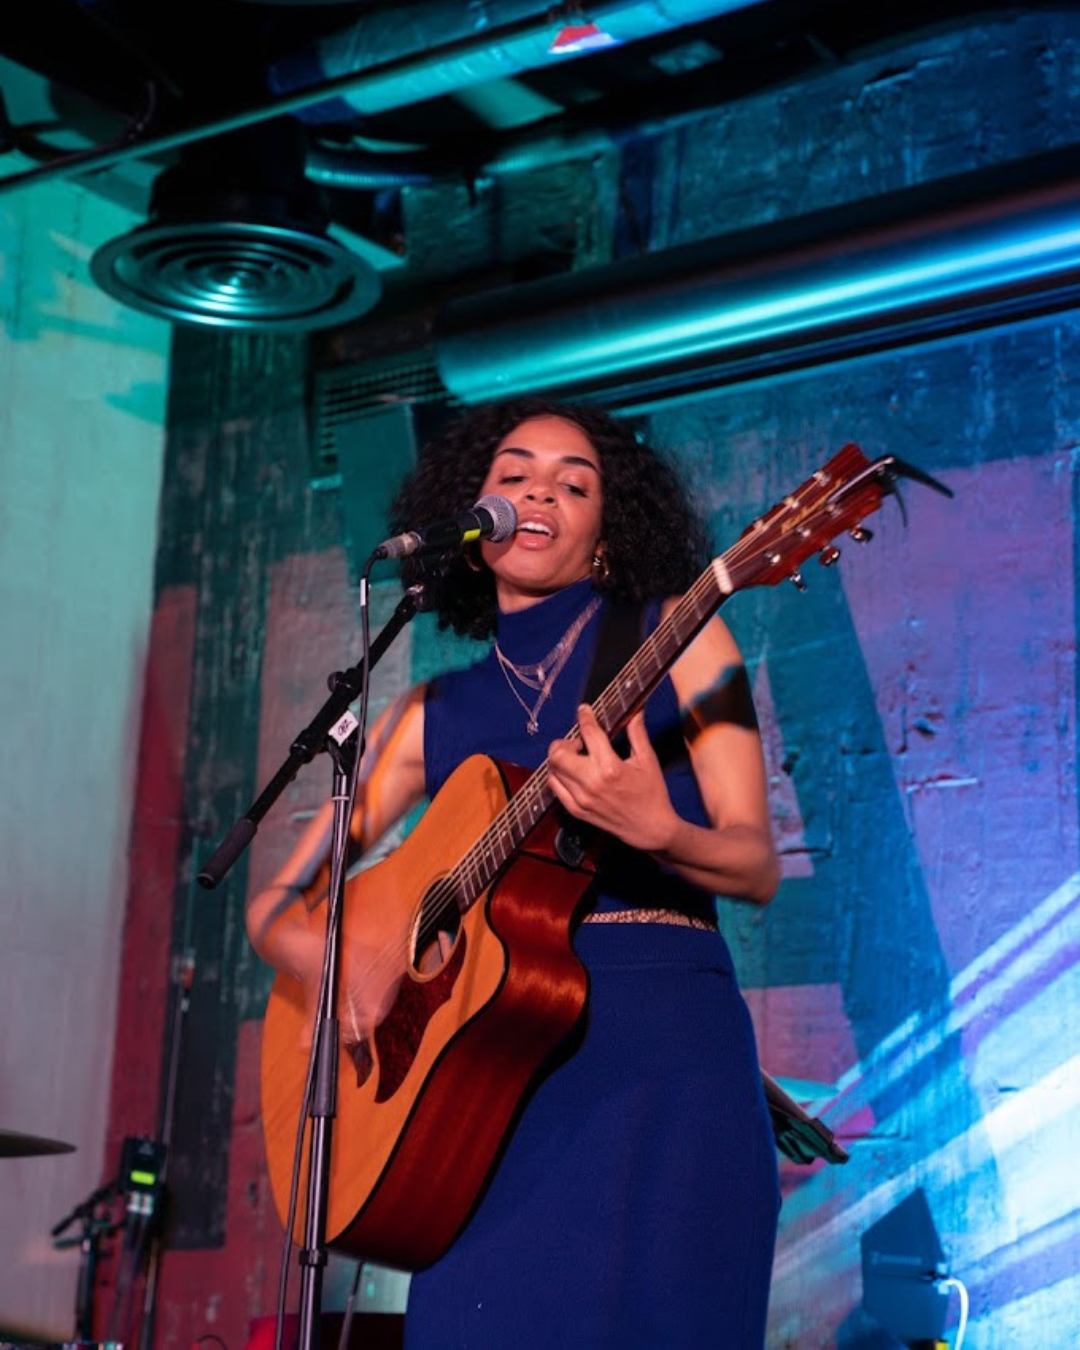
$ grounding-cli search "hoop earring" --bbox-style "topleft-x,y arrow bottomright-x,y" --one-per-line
463,541 -> 484,573
591,552 -> 611,584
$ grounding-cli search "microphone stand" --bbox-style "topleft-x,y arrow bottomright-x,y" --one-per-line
197,582 -> 429,890
199,576 -> 429,1350
295,724 -> 355,1350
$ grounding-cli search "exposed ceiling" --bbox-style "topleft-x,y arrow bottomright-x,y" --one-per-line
0,6 -> 993,298
3,1 -> 1077,410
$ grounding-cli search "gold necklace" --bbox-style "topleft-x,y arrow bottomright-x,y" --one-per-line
494,595 -> 601,734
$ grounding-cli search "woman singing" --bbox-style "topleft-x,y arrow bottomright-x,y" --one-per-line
248,397 -> 781,1348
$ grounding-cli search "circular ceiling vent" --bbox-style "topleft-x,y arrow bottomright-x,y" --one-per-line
91,121 -> 382,331
91,218 -> 381,330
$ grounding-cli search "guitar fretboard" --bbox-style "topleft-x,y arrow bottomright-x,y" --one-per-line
449,560 -> 730,913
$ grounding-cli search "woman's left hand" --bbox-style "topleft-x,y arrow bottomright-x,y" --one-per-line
547,704 -> 679,851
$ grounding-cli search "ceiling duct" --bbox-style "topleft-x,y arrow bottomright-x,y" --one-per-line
434,156 -> 1080,407
90,120 -> 381,330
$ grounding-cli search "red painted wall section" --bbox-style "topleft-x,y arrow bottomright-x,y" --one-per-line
105,582 -> 198,1160
95,581 -> 197,1339
98,545 -> 401,1350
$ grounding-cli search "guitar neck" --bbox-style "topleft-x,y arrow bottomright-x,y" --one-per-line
451,560 -> 731,911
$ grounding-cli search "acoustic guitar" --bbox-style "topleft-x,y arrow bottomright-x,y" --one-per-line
260,443 -> 943,1269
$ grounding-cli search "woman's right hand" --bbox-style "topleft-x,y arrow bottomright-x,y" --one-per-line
259,889 -> 411,1054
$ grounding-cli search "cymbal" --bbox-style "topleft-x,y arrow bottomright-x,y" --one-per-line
0,1128 -> 76,1158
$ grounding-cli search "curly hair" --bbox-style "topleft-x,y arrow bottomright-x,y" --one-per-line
388,397 -> 711,640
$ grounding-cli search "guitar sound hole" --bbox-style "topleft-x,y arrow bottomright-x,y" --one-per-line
412,893 -> 461,976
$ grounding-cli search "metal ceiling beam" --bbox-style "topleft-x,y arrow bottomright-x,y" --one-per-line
0,0 -> 763,199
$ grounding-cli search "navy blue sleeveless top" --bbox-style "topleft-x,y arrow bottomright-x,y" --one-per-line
423,577 -> 717,920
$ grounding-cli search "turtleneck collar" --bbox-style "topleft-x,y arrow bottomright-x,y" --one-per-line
495,576 -> 601,663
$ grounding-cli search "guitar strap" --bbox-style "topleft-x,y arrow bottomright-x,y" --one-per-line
559,595 -> 686,870
581,597 -> 690,770
550,599 -> 643,869
580,598 -> 646,748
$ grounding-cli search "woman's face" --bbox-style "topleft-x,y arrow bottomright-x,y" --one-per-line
478,414 -> 605,611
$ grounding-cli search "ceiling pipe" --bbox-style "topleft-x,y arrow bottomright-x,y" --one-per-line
434,156 -> 1080,407
305,145 -> 439,189
269,0 -> 762,123
0,0 -> 763,200
304,108 -> 671,189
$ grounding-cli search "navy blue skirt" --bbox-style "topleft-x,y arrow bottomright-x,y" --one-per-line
404,923 -> 780,1349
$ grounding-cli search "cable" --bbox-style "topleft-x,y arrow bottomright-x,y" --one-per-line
338,1261 -> 365,1350
105,1212 -> 147,1345
937,1275 -> 970,1350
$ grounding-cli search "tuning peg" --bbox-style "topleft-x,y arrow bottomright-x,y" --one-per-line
789,571 -> 807,592
819,545 -> 841,567
849,526 -> 873,543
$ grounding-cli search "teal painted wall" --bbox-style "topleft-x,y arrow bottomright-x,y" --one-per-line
0,177 -> 168,1336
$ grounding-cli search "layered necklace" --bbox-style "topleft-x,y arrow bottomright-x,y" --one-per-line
494,593 -> 602,735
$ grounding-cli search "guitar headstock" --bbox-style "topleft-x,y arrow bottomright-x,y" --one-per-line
721,445 -> 952,593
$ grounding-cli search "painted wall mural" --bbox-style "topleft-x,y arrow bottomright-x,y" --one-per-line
100,13 -> 1080,1348
101,313 -> 1078,1350
650,331 -> 1079,1346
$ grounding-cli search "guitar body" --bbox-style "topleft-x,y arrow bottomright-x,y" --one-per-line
260,753 -> 599,1271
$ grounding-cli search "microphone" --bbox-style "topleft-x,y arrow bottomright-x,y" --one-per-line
373,494 -> 517,560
